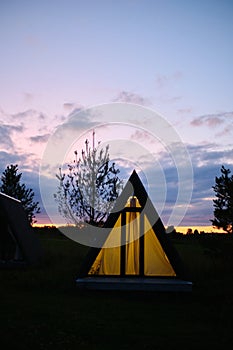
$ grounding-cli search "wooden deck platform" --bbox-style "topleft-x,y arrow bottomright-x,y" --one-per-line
76,277 -> 192,292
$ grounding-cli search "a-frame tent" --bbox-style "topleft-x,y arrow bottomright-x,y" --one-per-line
0,192 -> 43,268
76,170 -> 192,292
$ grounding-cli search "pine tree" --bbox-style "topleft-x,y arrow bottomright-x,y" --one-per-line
211,165 -> 233,233
0,164 -> 40,224
54,131 -> 123,226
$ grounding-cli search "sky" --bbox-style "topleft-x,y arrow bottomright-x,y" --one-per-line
0,0 -> 233,231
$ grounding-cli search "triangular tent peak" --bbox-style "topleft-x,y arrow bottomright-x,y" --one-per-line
76,171 -> 192,292
0,192 -> 43,268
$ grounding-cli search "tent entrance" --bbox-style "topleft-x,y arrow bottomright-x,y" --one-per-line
88,196 -> 176,277
121,206 -> 141,276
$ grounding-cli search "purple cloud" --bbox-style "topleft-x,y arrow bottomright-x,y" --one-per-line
23,92 -> 34,103
63,102 -> 75,111
191,112 -> 233,127
0,124 -> 24,149
63,102 -> 83,112
113,91 -> 149,105
155,71 -> 183,89
30,133 -> 50,143
177,108 -> 193,114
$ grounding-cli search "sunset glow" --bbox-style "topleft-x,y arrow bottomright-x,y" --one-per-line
1,1 -> 233,231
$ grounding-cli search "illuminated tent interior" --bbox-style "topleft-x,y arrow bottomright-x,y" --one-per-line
76,171 -> 192,292
0,192 -> 43,268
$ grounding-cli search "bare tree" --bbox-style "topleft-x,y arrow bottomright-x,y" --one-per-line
54,131 -> 123,226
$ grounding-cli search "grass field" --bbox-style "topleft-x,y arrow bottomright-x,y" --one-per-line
0,228 -> 233,350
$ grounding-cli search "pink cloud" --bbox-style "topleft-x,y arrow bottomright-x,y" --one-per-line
130,129 -> 150,142
216,126 -> 231,137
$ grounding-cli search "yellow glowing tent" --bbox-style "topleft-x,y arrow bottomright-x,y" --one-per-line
76,171 -> 192,291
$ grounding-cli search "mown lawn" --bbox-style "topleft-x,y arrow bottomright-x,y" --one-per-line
0,229 -> 233,350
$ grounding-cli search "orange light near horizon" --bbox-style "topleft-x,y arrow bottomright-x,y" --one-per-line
33,223 -> 226,234
176,226 -> 226,234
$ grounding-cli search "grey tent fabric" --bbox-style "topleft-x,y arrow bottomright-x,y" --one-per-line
0,192 -> 43,267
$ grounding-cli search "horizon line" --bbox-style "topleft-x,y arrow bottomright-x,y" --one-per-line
33,223 -> 226,234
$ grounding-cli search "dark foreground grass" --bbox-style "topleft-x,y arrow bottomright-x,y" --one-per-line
0,229 -> 233,350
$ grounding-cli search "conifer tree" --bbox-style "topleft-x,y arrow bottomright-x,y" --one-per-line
211,165 -> 233,233
0,164 -> 40,224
